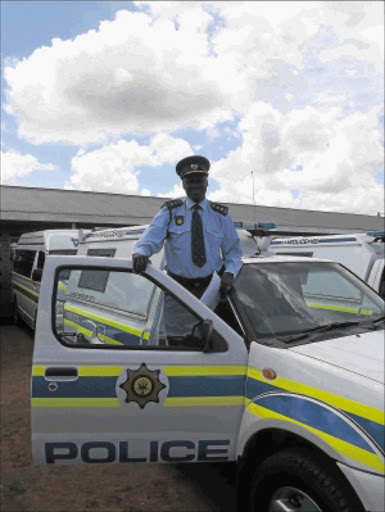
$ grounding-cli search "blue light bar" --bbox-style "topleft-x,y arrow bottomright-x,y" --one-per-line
233,221 -> 277,230
257,222 -> 277,229
367,231 -> 385,237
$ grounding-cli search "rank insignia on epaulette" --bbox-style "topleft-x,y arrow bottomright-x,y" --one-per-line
175,216 -> 184,226
163,199 -> 184,210
210,202 -> 228,215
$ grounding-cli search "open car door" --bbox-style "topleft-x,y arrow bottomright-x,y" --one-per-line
31,255 -> 248,465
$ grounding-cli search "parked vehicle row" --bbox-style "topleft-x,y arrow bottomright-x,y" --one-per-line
11,224 -> 384,512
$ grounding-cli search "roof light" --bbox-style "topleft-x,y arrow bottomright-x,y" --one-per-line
234,221 -> 277,230
367,231 -> 385,237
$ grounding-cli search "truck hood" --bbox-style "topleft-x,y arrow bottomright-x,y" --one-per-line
290,329 -> 384,384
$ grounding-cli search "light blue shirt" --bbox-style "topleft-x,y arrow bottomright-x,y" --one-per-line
133,197 -> 242,278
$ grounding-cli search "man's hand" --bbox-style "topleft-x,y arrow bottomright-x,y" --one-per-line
220,272 -> 234,297
132,253 -> 150,274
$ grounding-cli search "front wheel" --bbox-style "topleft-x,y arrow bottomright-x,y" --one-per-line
250,448 -> 363,512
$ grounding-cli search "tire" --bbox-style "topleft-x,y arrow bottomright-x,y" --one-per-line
250,448 -> 363,512
13,298 -> 23,327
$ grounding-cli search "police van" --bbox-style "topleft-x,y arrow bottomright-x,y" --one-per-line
270,232 -> 385,299
31,222 -> 384,512
12,230 -> 80,329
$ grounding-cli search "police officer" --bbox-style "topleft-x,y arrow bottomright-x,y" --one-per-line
132,155 -> 242,299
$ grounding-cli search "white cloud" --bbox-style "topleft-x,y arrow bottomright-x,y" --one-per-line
66,133 -> 192,193
4,7 -> 233,145
205,102 -> 384,215
0,150 -> 55,184
4,2 -> 383,145
159,182 -> 185,199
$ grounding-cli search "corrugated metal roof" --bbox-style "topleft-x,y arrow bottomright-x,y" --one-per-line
1,185 -> 384,233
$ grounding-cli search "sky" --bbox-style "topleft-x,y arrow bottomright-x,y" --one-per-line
1,0 -> 384,215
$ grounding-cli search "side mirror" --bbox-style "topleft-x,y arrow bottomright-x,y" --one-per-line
32,268 -> 43,282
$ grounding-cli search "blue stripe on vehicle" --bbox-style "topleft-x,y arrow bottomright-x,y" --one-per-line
64,310 -> 142,345
347,412 -> 385,452
32,376 -> 118,398
256,394 -> 375,453
32,375 -> 245,399
167,376 -> 245,397
246,376 -> 283,399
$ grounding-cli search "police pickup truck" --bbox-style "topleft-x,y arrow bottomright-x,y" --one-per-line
31,223 -> 384,512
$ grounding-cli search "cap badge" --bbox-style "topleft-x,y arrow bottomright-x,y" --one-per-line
191,164 -> 199,170
176,216 -> 184,226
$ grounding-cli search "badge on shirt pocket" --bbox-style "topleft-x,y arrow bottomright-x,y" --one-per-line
175,216 -> 184,226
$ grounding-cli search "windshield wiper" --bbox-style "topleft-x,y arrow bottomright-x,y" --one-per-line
279,320 -> 362,344
361,315 -> 385,330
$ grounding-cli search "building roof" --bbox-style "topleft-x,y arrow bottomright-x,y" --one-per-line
1,185 -> 384,233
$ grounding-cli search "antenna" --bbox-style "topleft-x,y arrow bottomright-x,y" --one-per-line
251,170 -> 257,223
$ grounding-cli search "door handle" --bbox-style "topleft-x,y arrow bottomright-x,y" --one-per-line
44,367 -> 78,381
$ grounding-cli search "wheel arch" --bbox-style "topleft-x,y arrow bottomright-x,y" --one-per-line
236,428 -> 364,512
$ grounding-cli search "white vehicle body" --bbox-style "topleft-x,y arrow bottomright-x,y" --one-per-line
270,232 -> 385,298
32,247 -> 385,512
12,230 -> 80,329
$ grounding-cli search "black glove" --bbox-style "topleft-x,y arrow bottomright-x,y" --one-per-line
220,272 -> 234,297
132,253 -> 150,274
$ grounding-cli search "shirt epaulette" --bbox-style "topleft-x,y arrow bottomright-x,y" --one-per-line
210,201 -> 228,216
162,199 -> 184,210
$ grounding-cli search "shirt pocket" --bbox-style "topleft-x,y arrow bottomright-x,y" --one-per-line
205,224 -> 223,244
168,223 -> 190,249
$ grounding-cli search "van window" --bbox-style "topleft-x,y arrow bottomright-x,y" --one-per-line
77,248 -> 116,293
37,251 -> 45,269
78,270 -> 110,293
87,248 -> 116,257
54,268 -> 227,351
12,250 -> 36,278
49,249 -> 77,255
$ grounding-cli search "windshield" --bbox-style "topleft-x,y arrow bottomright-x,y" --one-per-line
234,261 -> 385,342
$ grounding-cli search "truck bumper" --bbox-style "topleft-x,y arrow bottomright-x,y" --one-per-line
337,462 -> 385,512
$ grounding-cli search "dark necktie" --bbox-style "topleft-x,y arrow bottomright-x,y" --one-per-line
191,204 -> 206,267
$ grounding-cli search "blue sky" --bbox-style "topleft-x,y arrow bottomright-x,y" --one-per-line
1,1 -> 384,214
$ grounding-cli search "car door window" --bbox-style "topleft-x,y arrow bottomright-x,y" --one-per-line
54,267 -> 225,351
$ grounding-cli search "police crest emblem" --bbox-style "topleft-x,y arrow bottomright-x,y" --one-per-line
175,216 -> 184,226
120,363 -> 166,409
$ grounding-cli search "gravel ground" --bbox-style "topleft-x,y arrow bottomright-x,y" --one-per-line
0,323 -> 237,512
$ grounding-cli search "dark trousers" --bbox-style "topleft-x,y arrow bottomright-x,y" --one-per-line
162,269 -> 224,339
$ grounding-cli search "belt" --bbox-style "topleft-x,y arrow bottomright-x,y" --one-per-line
167,266 -> 225,289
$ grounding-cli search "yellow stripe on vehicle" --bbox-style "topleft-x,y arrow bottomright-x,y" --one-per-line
248,402 -> 384,473
63,319 -> 123,345
14,288 -> 37,305
306,302 -> 373,316
12,280 -> 39,297
247,368 -> 384,425
64,304 -> 149,339
31,398 -> 120,408
32,366 -> 46,376
58,283 -> 67,291
164,366 -> 247,377
164,396 -> 245,407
